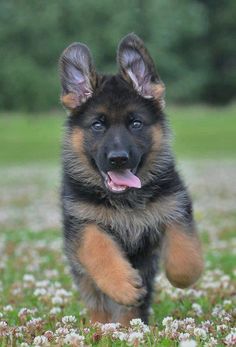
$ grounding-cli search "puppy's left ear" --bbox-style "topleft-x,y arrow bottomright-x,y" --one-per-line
59,42 -> 97,111
117,33 -> 165,108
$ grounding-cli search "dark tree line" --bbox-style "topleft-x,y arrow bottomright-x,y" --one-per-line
0,0 -> 235,111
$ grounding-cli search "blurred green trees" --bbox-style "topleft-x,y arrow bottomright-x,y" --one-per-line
0,0 -> 235,111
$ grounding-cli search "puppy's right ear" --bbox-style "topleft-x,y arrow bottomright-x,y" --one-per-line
59,43 -> 97,110
117,33 -> 165,109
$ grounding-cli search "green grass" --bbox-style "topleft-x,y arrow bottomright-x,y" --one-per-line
0,112 -> 64,165
168,104 -> 236,158
0,104 -> 235,165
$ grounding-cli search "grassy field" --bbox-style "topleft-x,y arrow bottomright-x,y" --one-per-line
0,106 -> 235,346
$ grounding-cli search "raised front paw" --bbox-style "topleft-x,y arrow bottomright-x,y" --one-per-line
164,226 -> 204,288
97,266 -> 147,306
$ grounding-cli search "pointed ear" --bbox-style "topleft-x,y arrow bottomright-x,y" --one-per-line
117,33 -> 165,108
59,42 -> 97,110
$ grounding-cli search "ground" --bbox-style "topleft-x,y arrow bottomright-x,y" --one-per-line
0,105 -> 235,346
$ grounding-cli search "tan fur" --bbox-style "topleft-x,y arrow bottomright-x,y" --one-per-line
77,224 -> 146,306
71,128 -> 84,154
63,128 -> 103,188
137,123 -> 170,185
151,83 -> 165,108
152,124 -> 163,151
89,309 -> 111,324
151,83 -> 165,100
163,225 -> 204,288
71,128 -> 95,168
65,190 -> 186,244
61,93 -> 79,110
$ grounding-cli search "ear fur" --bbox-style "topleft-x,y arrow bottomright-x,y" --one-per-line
59,43 -> 97,110
117,33 -> 165,108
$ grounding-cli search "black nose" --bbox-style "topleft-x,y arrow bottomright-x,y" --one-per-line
108,150 -> 129,167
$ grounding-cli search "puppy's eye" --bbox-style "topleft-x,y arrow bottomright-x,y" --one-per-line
91,121 -> 105,131
130,120 -> 143,130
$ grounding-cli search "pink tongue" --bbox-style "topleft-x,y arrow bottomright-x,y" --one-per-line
108,169 -> 141,188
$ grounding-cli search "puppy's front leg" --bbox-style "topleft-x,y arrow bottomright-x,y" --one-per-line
77,224 -> 146,306
163,224 -> 204,288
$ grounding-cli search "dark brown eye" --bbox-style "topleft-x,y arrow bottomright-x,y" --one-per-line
91,120 -> 105,131
130,120 -> 143,130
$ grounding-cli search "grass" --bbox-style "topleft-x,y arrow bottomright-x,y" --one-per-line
168,104 -> 236,158
0,105 -> 235,346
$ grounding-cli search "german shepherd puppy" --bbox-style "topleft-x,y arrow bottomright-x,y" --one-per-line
59,34 -> 203,325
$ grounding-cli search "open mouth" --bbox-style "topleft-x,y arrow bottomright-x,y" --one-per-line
102,169 -> 141,193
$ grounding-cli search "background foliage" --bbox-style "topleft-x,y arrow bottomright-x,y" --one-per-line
0,0 -> 235,111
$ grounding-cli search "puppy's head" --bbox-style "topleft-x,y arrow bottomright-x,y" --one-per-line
59,34 -> 170,194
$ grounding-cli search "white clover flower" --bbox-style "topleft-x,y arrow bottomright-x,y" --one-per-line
112,331 -> 128,341
18,308 -> 28,317
162,316 -> 173,327
127,331 -> 144,344
142,324 -> 150,333
212,306 -> 222,317
223,300 -> 232,306
0,312 -> 3,318
101,323 -> 121,333
50,307 -> 61,315
23,274 -> 35,283
64,332 -> 84,345
34,288 -> 47,297
201,320 -> 212,329
0,321 -> 8,328
179,340 -> 197,347
193,327 -> 207,340
3,305 -> 13,312
44,330 -> 54,341
129,318 -> 150,333
55,288 -> 72,297
222,314 -> 232,323
184,317 -> 195,325
12,287 -> 22,295
33,335 -> 48,346
192,303 -> 203,316
170,319 -> 179,331
35,280 -> 50,288
51,296 -> 64,305
62,315 -> 77,325
26,317 -> 43,327
217,324 -> 228,332
0,321 -> 8,337
185,324 -> 193,333
130,318 -> 142,326
55,327 -> 69,336
204,337 -> 218,347
18,308 -> 37,318
44,269 -> 59,278
179,333 -> 190,341
224,332 -> 236,346
83,327 -> 90,334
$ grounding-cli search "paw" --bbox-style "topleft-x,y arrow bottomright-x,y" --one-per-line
114,269 -> 147,306
98,268 -> 147,306
163,226 -> 204,288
